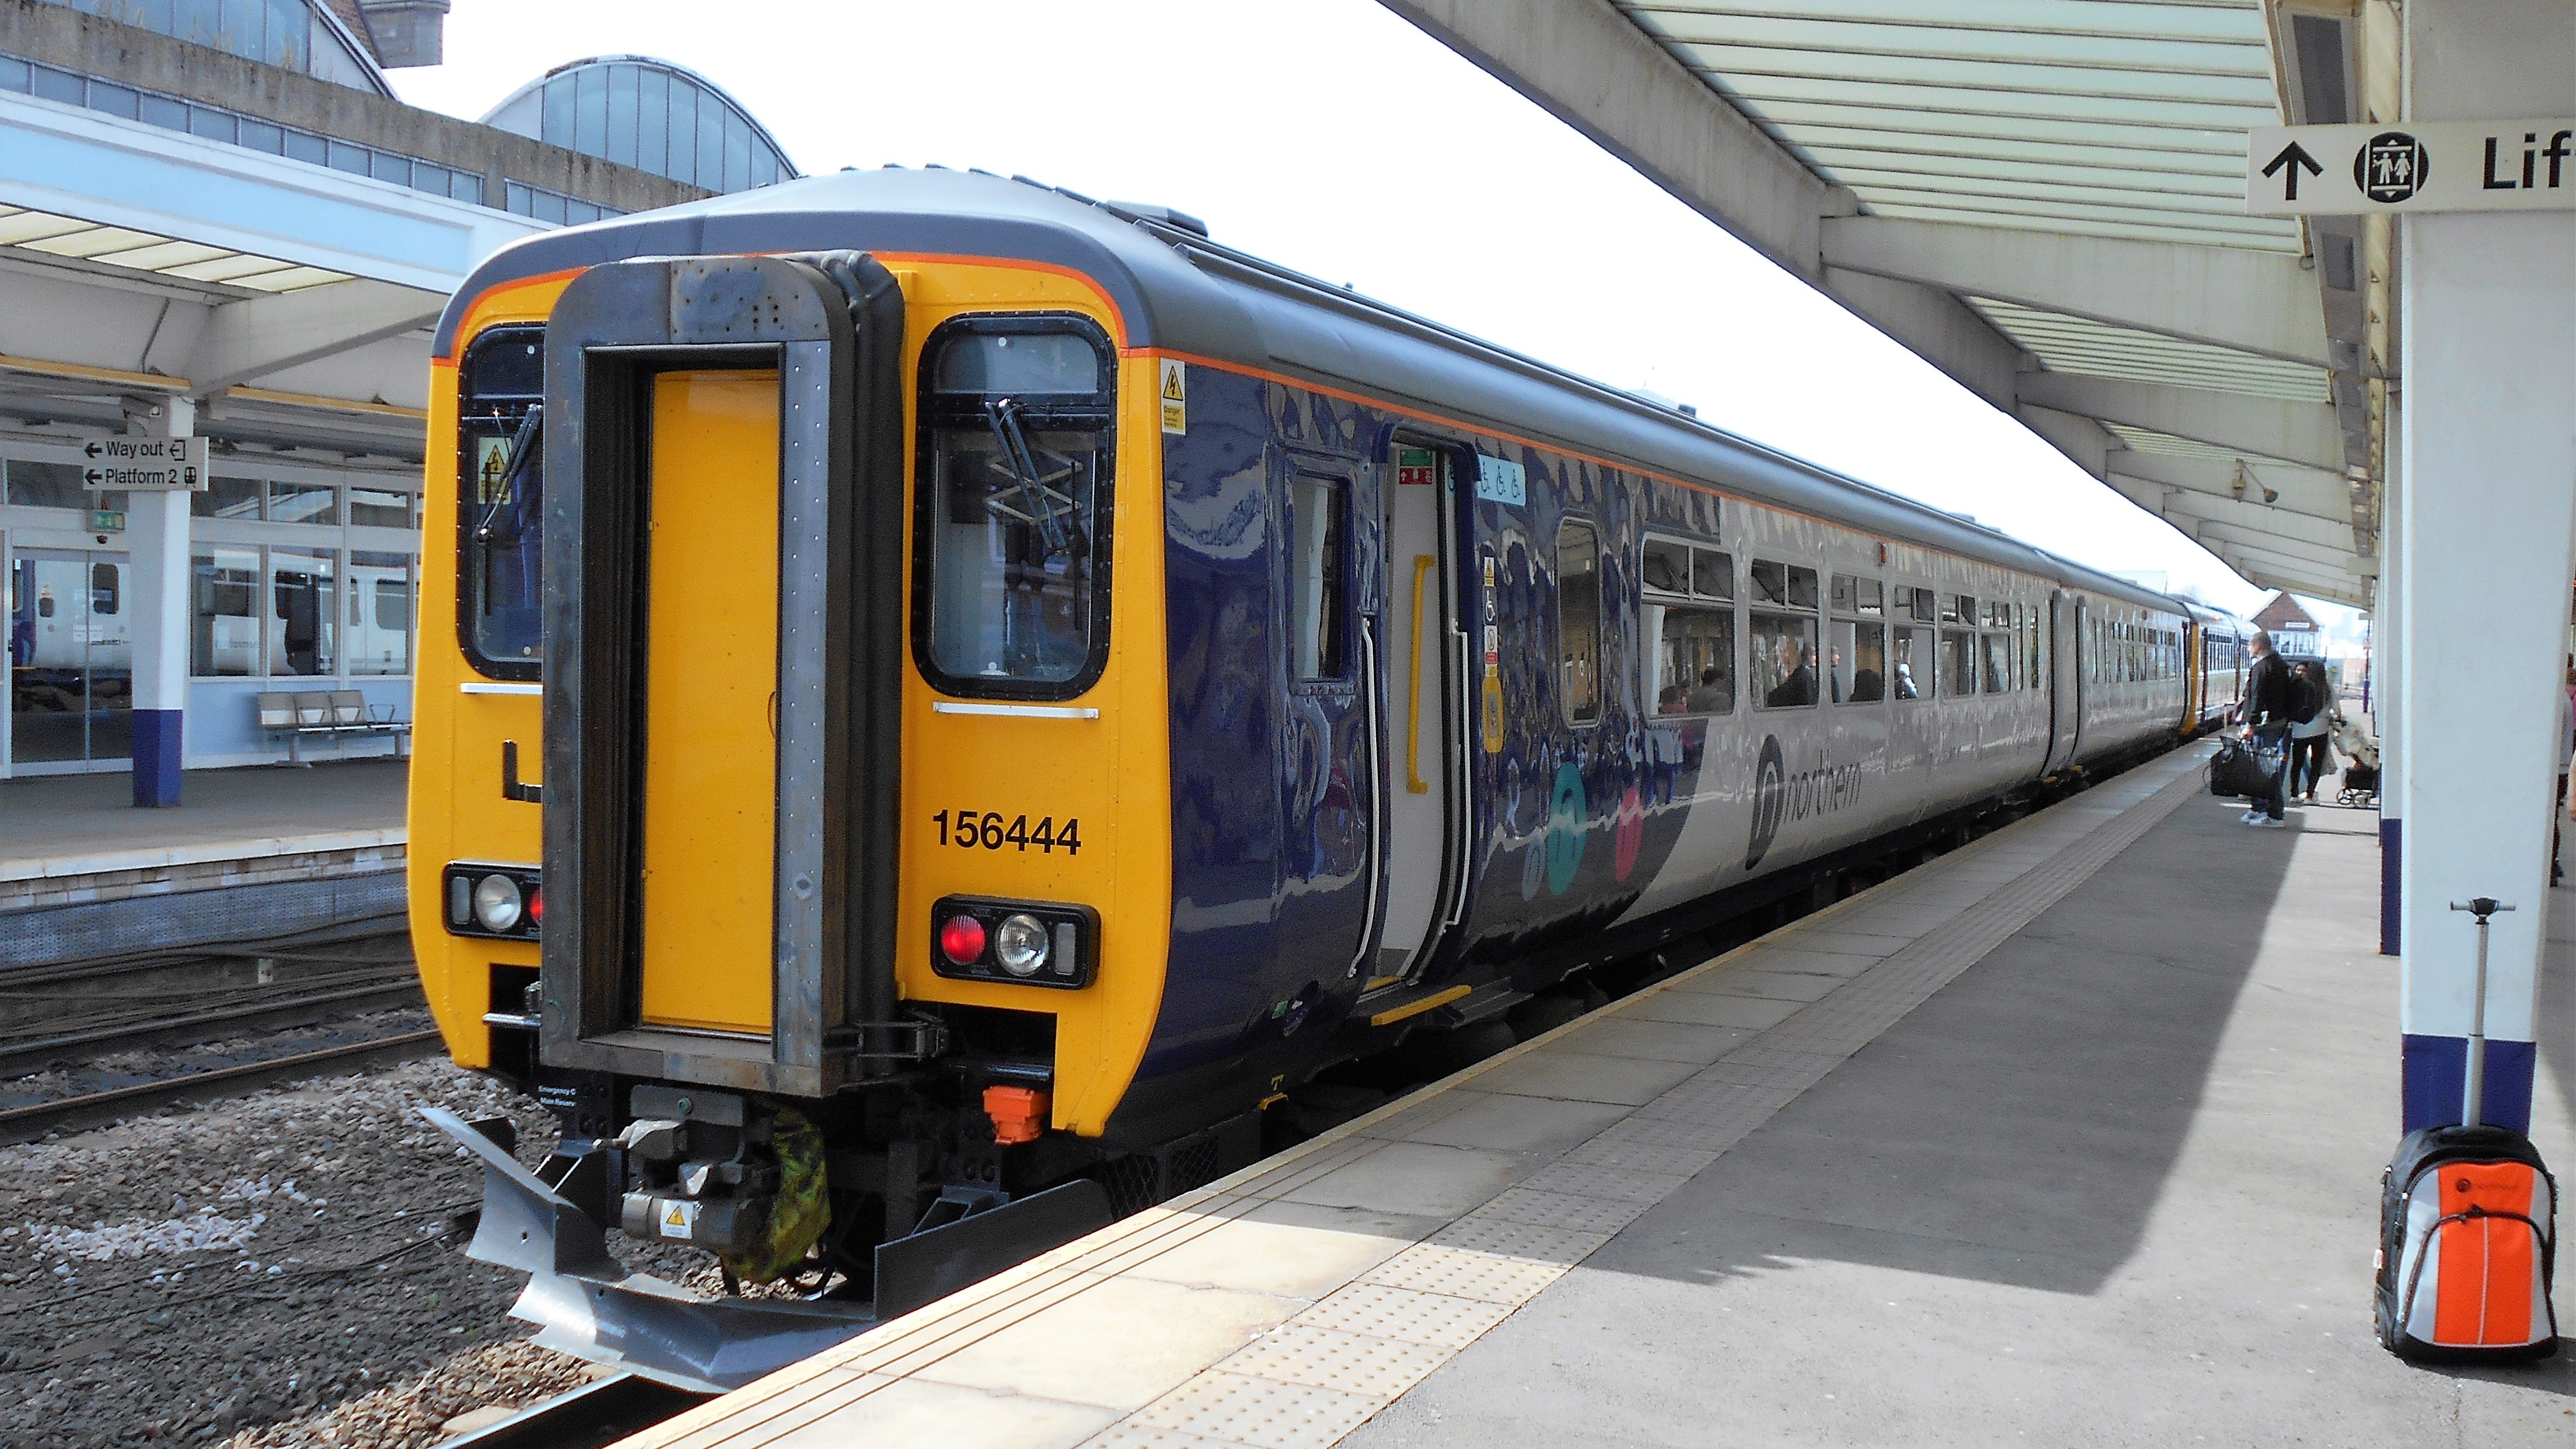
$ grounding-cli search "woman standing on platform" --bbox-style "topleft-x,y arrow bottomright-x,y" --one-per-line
2290,659 -> 2341,803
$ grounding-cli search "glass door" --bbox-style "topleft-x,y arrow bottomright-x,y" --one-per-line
7,547 -> 132,771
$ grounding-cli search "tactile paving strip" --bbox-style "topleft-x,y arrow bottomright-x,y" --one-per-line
613,748 -> 2209,1449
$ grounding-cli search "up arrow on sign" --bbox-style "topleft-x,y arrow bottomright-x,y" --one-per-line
2247,120 -> 2576,215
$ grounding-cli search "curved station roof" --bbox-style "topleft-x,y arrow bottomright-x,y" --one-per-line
1381,1 -> 2388,607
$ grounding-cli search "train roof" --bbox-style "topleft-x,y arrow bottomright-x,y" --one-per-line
434,167 -> 2189,616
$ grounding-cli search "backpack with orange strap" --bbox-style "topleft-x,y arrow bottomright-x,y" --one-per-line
2374,897 -> 2559,1361
2375,1124 -> 2558,1361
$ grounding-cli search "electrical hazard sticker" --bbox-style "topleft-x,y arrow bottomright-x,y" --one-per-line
473,435 -> 512,504
658,1200 -> 698,1240
1158,359 -> 1187,436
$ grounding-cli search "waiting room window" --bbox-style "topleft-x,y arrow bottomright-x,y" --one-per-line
1643,535 -> 1733,716
269,547 -> 335,677
1287,474 -> 1350,683
1557,518 -> 1602,724
347,487 -> 415,528
350,550 -> 415,677
194,475 -> 264,520
268,480 -> 338,525
190,547 -> 260,677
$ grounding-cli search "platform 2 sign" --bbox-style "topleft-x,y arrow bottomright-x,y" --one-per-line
2247,120 -> 2576,215
74,435 -> 210,491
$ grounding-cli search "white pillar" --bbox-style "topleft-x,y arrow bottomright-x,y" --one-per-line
2395,0 -> 2576,1134
128,397 -> 193,807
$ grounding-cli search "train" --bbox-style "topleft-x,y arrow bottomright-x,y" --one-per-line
408,167 -> 2252,1388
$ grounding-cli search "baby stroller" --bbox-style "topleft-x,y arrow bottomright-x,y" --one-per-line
2334,716 -> 2380,806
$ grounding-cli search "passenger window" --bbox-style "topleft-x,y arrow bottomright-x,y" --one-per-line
1750,612 -> 1818,709
1651,606 -> 1735,716
1557,518 -> 1602,724
1693,547 -> 1732,600
1889,624 -> 1927,699
919,316 -> 1116,695
1645,537 -> 1733,717
2027,610 -> 2042,689
1830,618 -> 1886,703
1749,559 -> 1817,609
1641,538 -> 1688,594
1286,474 -> 1349,682
1907,587 -> 1938,623
1941,629 -> 1976,698
1982,632 -> 2009,693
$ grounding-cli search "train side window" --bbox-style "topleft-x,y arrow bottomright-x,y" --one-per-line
917,314 -> 1117,697
1641,537 -> 1688,594
1981,630 -> 2009,693
1645,538 -> 1733,717
1832,575 -> 1883,616
1829,618 -> 1886,703
1556,518 -> 1603,724
2027,608 -> 2042,689
1907,587 -> 1938,624
1889,624 -> 1927,699
1749,558 -> 1817,610
1285,474 -> 1349,682
1940,628 -> 1976,699
1693,547 -> 1732,600
89,562 -> 119,616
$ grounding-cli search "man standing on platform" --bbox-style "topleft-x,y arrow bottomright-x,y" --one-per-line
2237,628 -> 2292,828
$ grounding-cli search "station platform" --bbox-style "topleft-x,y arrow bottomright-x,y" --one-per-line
0,759 -> 407,910
619,744 -> 2576,1449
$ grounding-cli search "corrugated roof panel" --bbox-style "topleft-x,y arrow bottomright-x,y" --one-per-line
1969,298 -> 2331,402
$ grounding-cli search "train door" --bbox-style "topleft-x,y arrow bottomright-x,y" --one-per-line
1276,458 -> 1381,992
1371,442 -> 1466,987
6,546 -> 131,772
2043,590 -> 2083,773
1885,583 -> 1935,818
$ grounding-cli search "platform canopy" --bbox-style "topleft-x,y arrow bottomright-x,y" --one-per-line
1382,1 -> 2389,608
0,87 -> 542,460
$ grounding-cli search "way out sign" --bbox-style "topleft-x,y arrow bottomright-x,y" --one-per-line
75,435 -> 210,491
2247,120 -> 2576,215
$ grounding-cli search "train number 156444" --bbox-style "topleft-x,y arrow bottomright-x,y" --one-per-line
931,810 -> 1082,855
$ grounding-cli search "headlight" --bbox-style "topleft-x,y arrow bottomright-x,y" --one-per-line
993,915 -> 1049,977
473,874 -> 523,932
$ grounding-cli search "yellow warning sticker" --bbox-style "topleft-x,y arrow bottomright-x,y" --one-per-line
474,435 -> 512,503
659,1200 -> 698,1240
1158,358 -> 1187,436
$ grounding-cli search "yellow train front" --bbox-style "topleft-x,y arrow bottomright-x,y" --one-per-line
412,177 -> 1203,1386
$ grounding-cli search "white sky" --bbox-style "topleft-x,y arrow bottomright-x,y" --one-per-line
392,0 -> 2364,641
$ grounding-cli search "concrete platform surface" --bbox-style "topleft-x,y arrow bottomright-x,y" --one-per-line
597,743 -> 2576,1449
0,759 -> 407,882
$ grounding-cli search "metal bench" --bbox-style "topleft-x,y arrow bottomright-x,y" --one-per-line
256,689 -> 412,765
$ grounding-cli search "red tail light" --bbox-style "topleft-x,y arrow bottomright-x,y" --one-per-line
527,886 -> 544,925
939,914 -> 986,966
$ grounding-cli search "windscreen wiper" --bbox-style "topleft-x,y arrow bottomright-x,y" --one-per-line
473,403 -> 544,544
981,398 -> 1071,555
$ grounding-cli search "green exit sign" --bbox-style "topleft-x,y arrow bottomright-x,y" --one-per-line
90,510 -> 125,532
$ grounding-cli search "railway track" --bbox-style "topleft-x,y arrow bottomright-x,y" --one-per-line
0,1029 -> 445,1145
0,964 -> 424,1078
446,1374 -> 714,1449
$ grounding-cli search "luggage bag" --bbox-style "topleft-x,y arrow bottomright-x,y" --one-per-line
2374,899 -> 2561,1361
2207,735 -> 2281,799
2375,1124 -> 2558,1359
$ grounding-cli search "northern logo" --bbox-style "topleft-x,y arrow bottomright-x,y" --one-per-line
1745,737 -> 1866,871
1744,735 -> 1787,870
